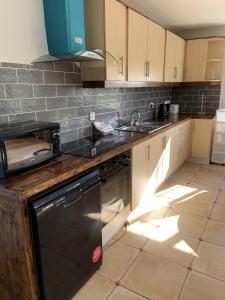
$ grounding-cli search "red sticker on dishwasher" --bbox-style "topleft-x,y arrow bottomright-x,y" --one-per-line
92,246 -> 102,263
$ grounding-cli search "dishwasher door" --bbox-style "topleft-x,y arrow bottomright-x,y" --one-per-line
29,176 -> 102,300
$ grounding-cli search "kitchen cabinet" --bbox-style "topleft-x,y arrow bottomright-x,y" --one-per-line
184,39 -> 206,82
147,20 -> 166,82
184,37 -> 225,82
204,38 -> 225,81
128,9 -> 148,82
164,30 -> 185,82
131,139 -> 149,210
173,121 -> 191,170
189,119 -> 214,164
82,0 -> 127,81
128,9 -> 165,82
132,120 -> 191,210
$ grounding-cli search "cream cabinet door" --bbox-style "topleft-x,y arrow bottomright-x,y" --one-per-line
131,140 -> 149,210
184,39 -> 206,82
162,128 -> 175,180
164,31 -> 185,82
190,119 -> 214,163
176,37 -> 186,82
148,134 -> 164,194
105,0 -> 127,80
173,121 -> 191,170
147,20 -> 165,82
128,9 -> 148,81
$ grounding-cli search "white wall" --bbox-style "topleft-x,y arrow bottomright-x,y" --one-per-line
0,0 -> 48,64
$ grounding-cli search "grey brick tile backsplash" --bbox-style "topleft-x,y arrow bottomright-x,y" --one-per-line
0,68 -> 17,83
0,84 -> 5,99
5,84 -> 33,99
172,84 -> 221,114
0,62 -> 221,143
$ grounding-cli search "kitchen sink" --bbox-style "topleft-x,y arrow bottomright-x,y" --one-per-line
115,122 -> 172,134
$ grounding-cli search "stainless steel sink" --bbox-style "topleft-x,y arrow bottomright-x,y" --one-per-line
115,122 -> 172,134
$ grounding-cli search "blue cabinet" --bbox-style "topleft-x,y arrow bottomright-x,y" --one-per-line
43,0 -> 86,56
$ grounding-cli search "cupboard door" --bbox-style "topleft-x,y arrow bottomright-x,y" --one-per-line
128,9 -> 148,81
132,140 -> 149,210
105,0 -> 127,80
162,128 -> 175,180
148,134 -> 164,194
147,20 -> 165,82
164,31 -> 185,82
164,31 -> 177,82
190,119 -> 214,162
184,39 -> 206,82
176,37 -> 185,81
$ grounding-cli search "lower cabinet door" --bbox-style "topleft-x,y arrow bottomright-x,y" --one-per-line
131,140 -> 149,210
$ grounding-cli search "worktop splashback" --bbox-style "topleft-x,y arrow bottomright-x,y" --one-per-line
0,61 -> 221,143
0,62 -> 172,143
172,84 -> 221,114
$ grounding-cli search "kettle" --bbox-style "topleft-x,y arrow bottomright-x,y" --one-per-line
158,103 -> 167,119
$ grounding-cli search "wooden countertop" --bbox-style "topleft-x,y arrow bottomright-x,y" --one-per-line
1,114 -> 214,199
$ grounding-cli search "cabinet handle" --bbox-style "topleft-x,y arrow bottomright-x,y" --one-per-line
147,61 -> 150,77
119,56 -> 124,75
147,144 -> 151,160
145,62 -> 148,77
163,136 -> 167,149
174,66 -> 178,79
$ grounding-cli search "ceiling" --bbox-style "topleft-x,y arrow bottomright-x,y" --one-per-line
121,0 -> 225,31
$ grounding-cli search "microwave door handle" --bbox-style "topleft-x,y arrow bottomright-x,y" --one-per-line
33,149 -> 50,156
2,142 -> 8,171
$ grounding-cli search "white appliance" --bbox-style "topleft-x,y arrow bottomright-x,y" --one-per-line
211,109 -> 225,164
170,104 -> 179,115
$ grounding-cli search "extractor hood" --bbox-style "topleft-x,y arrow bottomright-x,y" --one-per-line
34,0 -> 115,63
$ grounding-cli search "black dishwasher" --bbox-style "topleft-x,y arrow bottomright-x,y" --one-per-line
28,169 -> 102,300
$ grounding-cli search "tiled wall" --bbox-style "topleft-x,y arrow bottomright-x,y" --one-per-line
172,84 -> 221,114
0,62 -> 172,143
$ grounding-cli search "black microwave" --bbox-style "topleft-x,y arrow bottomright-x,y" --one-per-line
0,121 -> 61,178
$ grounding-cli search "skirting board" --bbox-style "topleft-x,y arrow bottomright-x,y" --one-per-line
188,157 -> 210,165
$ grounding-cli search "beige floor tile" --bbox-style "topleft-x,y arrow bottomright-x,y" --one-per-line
163,208 -> 207,238
113,222 -> 149,249
144,228 -> 199,267
216,190 -> 225,204
203,220 -> 225,247
97,241 -> 139,282
72,274 -> 115,300
192,241 -> 225,281
108,286 -> 148,300
179,270 -> 225,300
210,203 -> 225,223
120,252 -> 188,300
172,197 -> 213,217
179,163 -> 201,174
196,166 -> 225,179
138,205 -> 169,224
186,183 -> 219,202
221,180 -> 225,191
190,176 -> 223,190
166,170 -> 194,185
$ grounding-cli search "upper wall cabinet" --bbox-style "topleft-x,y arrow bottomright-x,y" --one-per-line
82,0 -> 127,81
128,9 -> 165,82
204,38 -> 225,81
184,37 -> 225,82
184,39 -> 206,82
164,30 -> 185,82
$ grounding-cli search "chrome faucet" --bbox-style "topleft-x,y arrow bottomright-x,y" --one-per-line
131,110 -> 141,126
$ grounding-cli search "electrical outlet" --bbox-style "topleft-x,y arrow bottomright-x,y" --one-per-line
90,112 -> 96,121
149,102 -> 155,110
